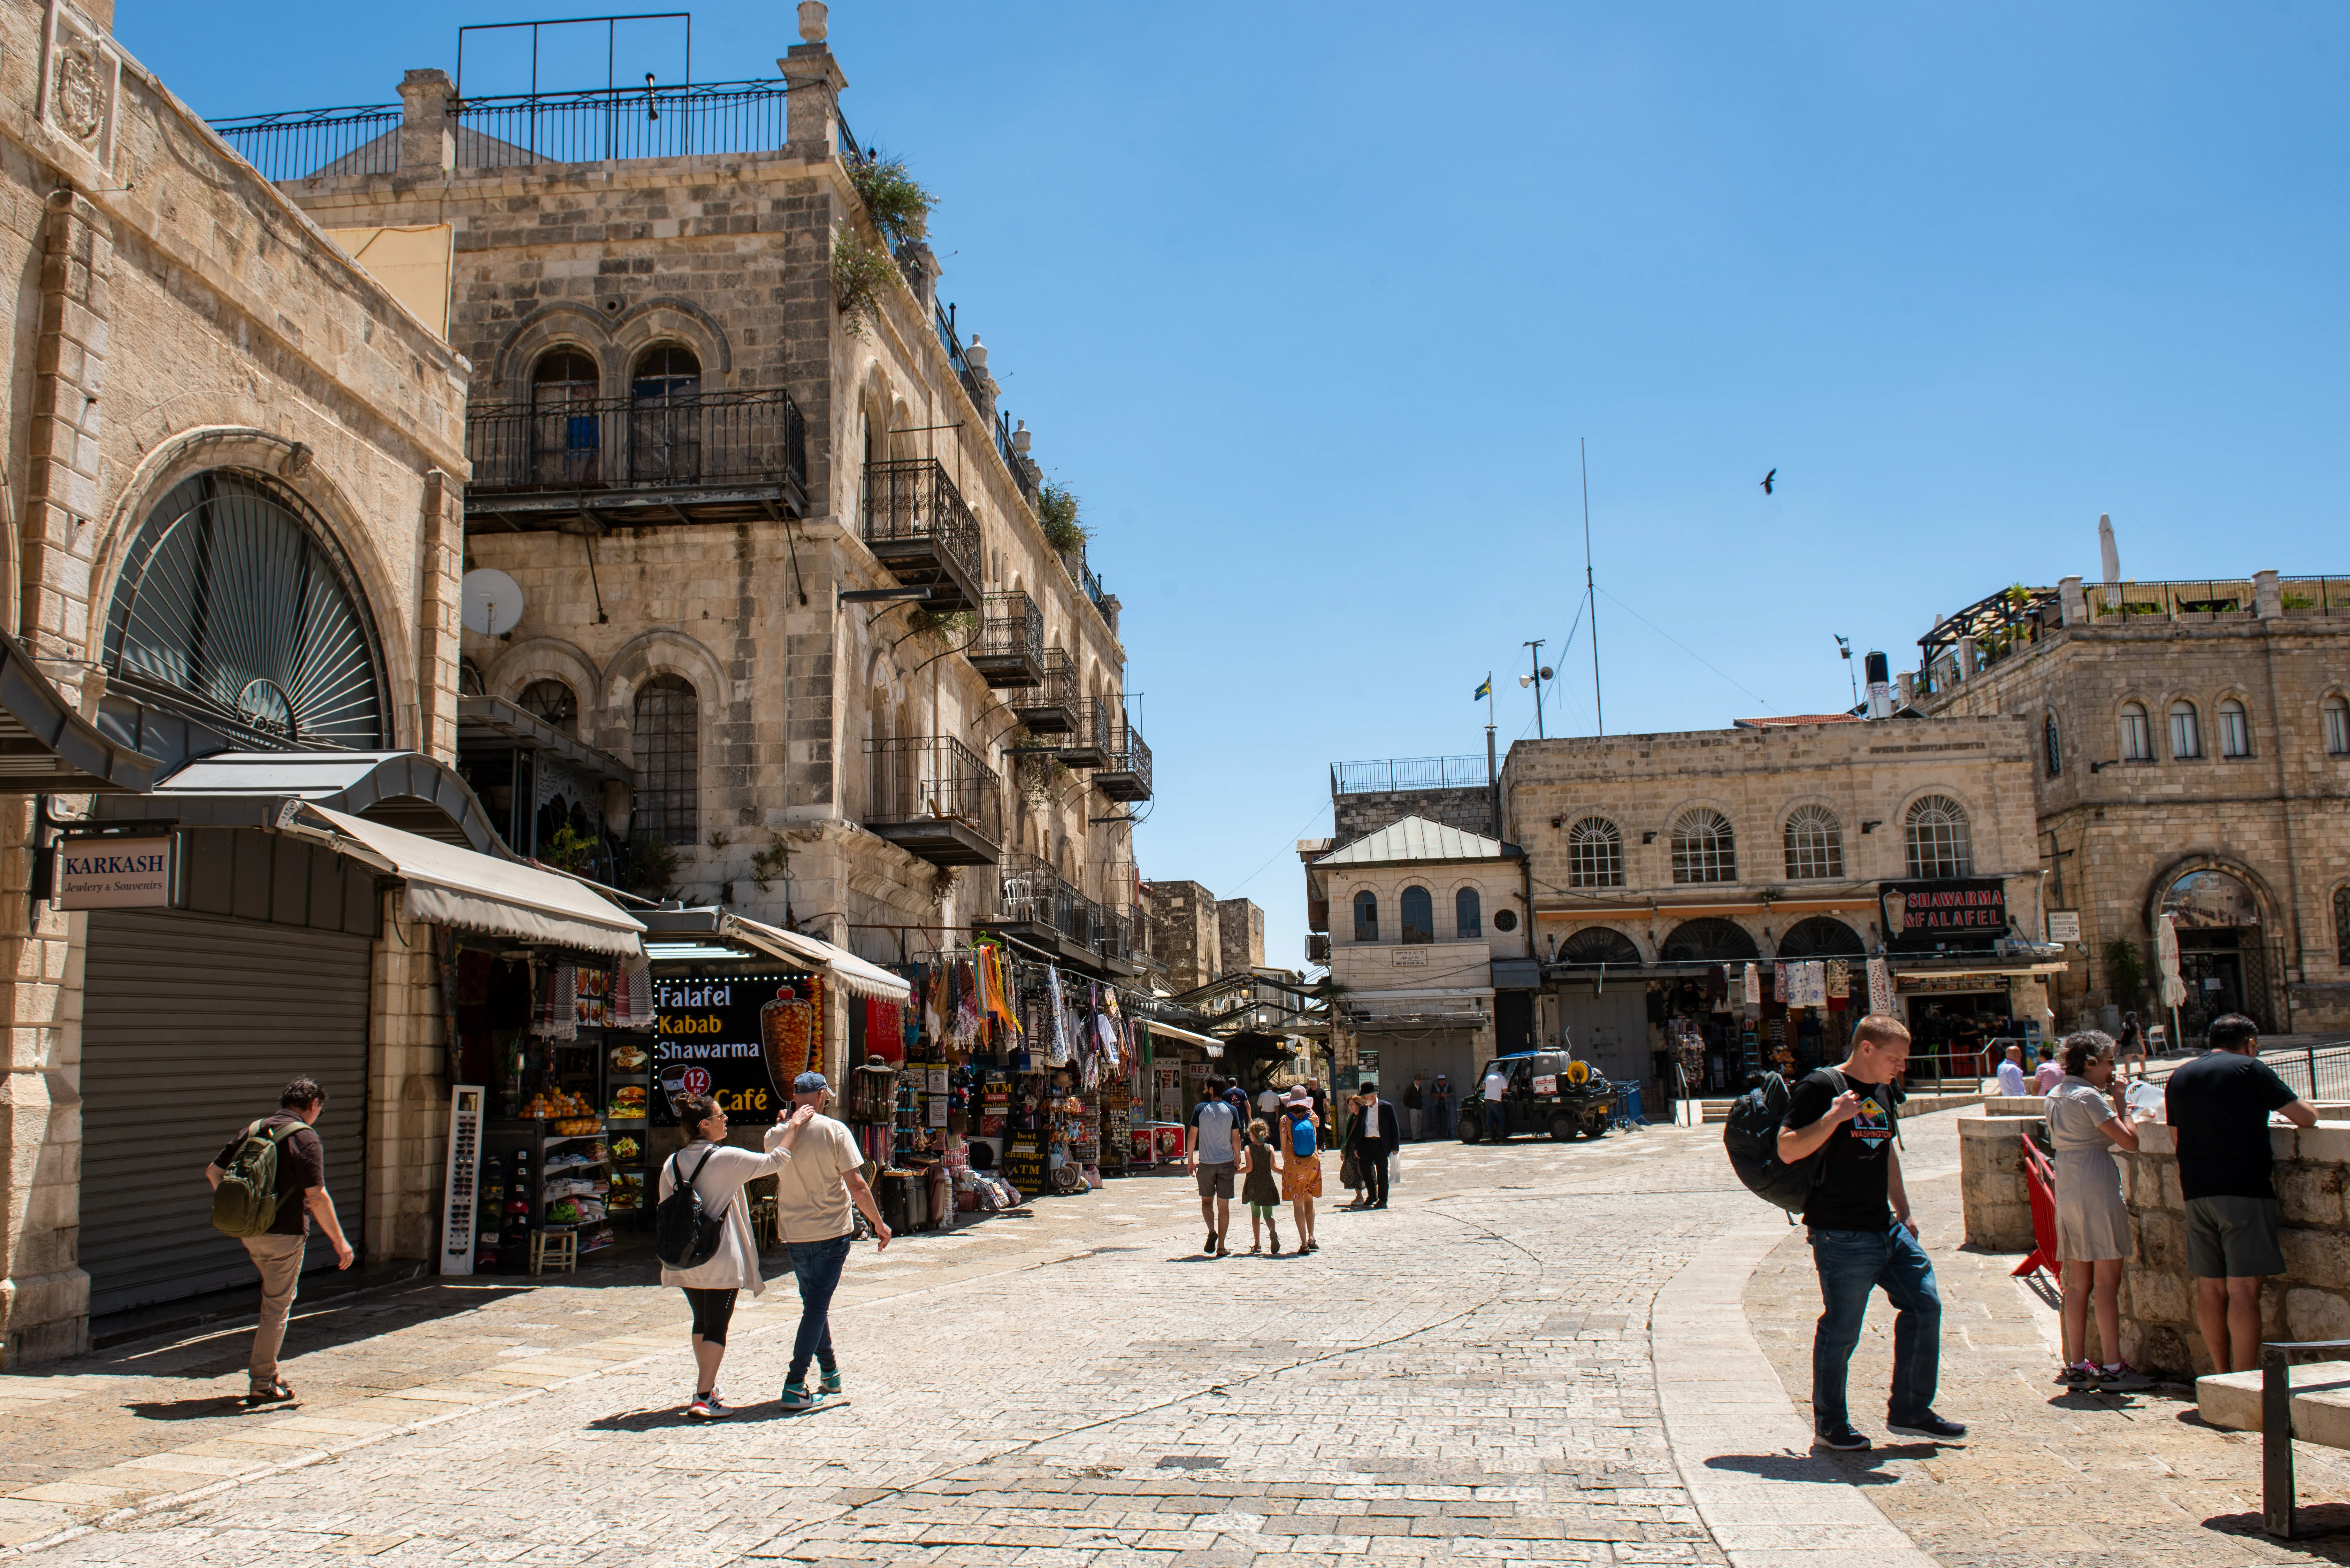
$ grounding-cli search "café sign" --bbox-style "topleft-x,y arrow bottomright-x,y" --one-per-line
53,834 -> 173,909
1877,877 -> 2006,953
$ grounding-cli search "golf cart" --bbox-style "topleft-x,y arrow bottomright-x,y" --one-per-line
1459,1050 -> 1617,1141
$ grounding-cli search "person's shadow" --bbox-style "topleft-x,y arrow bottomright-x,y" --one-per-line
1705,1446 -> 1937,1485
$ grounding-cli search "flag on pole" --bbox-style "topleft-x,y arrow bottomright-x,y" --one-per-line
1472,676 -> 1491,701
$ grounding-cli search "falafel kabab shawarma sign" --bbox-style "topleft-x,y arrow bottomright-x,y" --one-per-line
1878,878 -> 2006,952
651,973 -> 825,1126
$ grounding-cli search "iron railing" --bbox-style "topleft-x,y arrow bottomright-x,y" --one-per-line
209,102 -> 403,182
2280,576 -> 2350,615
1332,756 -> 1490,795
466,389 -> 806,496
1105,716 -> 1152,793
861,458 -> 983,587
1011,648 -> 1079,731
866,735 -> 1001,836
1062,697 -> 1113,761
933,305 -> 991,417
2265,1042 -> 2350,1104
996,410 -> 1038,507
995,853 -> 1092,947
976,591 -> 1043,666
1094,906 -> 1135,962
837,107 -> 870,167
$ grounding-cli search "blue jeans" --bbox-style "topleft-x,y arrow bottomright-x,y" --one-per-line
1483,1102 -> 1506,1138
784,1233 -> 853,1385
1808,1222 -> 1942,1432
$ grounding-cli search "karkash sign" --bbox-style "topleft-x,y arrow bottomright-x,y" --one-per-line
53,835 -> 173,909
1877,877 -> 2006,952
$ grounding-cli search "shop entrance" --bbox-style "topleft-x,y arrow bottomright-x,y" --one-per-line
1361,1029 -> 1480,1113
1902,990 -> 2013,1082
2161,869 -> 2273,1033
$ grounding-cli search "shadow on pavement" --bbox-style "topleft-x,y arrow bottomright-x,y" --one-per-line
1702,1449 -> 1936,1484
121,1394 -> 270,1422
2203,1506 -> 2350,1552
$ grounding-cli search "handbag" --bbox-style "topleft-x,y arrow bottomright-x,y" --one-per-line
1339,1147 -> 1360,1189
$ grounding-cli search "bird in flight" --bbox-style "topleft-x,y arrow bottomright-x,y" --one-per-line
1760,469 -> 1776,495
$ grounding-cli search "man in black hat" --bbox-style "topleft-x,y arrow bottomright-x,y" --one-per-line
1349,1081 -> 1402,1208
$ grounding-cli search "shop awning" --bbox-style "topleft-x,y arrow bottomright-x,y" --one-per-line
96,749 -> 504,852
0,630 -> 161,794
1142,1018 -> 1225,1056
719,913 -> 912,1003
297,803 -> 644,958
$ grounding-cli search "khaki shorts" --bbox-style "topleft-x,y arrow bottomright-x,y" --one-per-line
2184,1195 -> 2285,1278
1194,1161 -> 1235,1200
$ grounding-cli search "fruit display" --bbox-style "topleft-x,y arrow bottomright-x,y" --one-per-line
551,1116 -> 601,1136
520,1087 -> 595,1121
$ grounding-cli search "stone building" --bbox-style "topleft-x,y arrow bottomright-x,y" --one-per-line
1498,715 -> 2052,1098
0,0 -> 639,1363
1914,569 -> 2350,1035
245,8 -> 1148,993
1142,880 -> 1222,993
1215,896 -> 1264,976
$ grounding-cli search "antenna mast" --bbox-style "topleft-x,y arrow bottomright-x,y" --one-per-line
1581,438 -> 1602,736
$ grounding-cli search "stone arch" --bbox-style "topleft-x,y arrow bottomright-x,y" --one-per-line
2140,853 -> 2280,938
488,302 -> 619,392
1556,925 -> 1642,966
90,426 -> 421,751
1775,915 -> 1866,958
600,628 -> 727,788
1658,917 -> 1759,963
484,637 -> 604,713
611,297 -> 734,378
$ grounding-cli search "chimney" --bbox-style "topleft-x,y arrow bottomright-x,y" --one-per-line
1863,651 -> 1894,720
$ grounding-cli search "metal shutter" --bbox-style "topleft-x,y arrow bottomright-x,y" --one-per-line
80,909 -> 372,1317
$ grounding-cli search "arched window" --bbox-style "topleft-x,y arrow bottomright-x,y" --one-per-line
1455,887 -> 1482,939
1782,805 -> 1843,881
1658,917 -> 1759,963
530,349 -> 602,485
1905,794 -> 1974,879
2219,698 -> 2251,759
2044,713 -> 2062,777
633,674 -> 698,844
629,344 -> 703,484
1671,809 -> 1736,884
1400,885 -> 1435,945
2329,695 -> 2350,756
1776,915 -> 1866,958
520,678 -> 578,737
1353,890 -> 1379,943
1567,817 -> 1624,887
2119,701 -> 2152,761
1558,927 -> 1641,966
2169,700 -> 2203,760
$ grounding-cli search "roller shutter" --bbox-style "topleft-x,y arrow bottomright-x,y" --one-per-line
80,908 -> 372,1317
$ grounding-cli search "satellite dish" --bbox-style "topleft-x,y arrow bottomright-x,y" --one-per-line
461,569 -> 525,636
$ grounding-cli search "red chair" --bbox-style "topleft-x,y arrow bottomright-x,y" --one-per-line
2012,1132 -> 2060,1281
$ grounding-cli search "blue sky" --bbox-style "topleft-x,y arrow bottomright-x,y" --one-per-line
124,2 -> 2350,969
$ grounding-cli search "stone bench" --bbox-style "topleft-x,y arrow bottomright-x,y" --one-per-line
2196,1343 -> 2350,1539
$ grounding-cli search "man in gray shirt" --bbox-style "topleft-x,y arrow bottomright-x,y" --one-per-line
1188,1077 -> 1242,1257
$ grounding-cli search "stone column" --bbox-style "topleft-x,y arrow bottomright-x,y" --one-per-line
2254,569 -> 2282,619
23,193 -> 109,660
2058,575 -> 2087,626
780,30 -> 849,164
396,70 -> 455,178
366,899 -> 446,1262
414,470 -> 462,763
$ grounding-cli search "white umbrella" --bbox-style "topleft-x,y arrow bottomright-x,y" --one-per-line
2156,912 -> 2188,1052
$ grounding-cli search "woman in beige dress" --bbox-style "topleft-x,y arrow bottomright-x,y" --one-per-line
2046,1031 -> 2147,1391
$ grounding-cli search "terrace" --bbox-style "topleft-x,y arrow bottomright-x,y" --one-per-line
465,388 -> 807,528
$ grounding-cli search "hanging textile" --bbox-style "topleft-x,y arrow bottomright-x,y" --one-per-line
1045,966 -> 1072,1065
1824,958 -> 1851,1000
1740,962 -> 1761,1009
605,953 -> 653,1030
1866,957 -> 1892,1015
864,997 -> 905,1064
531,963 -> 577,1040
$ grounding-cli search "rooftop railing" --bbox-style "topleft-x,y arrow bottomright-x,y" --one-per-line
466,387 -> 806,497
1331,756 -> 1491,795
208,103 -> 404,182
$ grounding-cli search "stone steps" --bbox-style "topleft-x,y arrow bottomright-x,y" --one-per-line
2196,1360 -> 2350,1448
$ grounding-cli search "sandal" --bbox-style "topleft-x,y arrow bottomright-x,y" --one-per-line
244,1378 -> 294,1407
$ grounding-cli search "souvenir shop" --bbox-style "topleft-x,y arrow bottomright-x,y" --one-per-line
1652,957 -> 1866,1097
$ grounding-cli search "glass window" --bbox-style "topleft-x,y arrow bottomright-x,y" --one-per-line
2219,698 -> 2251,759
1671,809 -> 1736,884
629,345 -> 703,484
2325,695 -> 2350,756
1567,817 -> 1624,887
520,678 -> 577,736
1455,887 -> 1482,939
2044,713 -> 2061,777
633,674 -> 698,844
1353,891 -> 1378,942
1400,885 -> 1435,945
2169,700 -> 2202,759
1904,794 -> 1974,879
1782,805 -> 1843,880
2120,702 -> 2152,761
529,350 -> 603,485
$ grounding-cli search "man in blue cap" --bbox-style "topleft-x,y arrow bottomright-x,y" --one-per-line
773,1070 -> 890,1410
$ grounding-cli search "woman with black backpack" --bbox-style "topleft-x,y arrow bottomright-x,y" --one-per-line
659,1093 -> 815,1419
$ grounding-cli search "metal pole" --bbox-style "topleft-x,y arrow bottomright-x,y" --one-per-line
2262,1343 -> 2294,1538
1581,438 -> 1602,736
1524,639 -> 1546,739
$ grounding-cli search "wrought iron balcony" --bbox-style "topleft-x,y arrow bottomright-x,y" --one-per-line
864,735 -> 1002,867
1095,713 -> 1151,802
464,389 -> 807,526
862,458 -> 982,612
994,853 -> 1066,931
1057,698 -> 1112,771
1010,647 -> 1078,735
969,591 -> 1044,689
1094,906 -> 1135,963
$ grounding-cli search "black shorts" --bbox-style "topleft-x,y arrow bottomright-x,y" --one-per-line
683,1287 -> 737,1345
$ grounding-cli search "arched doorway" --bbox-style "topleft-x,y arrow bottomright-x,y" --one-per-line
2159,867 -> 2272,1034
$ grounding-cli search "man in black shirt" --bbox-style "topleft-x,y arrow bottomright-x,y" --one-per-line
2165,1013 -> 2317,1372
1777,1014 -> 1963,1450
204,1078 -> 354,1405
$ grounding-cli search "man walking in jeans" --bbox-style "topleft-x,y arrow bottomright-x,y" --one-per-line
772,1071 -> 890,1411
203,1078 -> 353,1405
1777,1015 -> 1965,1450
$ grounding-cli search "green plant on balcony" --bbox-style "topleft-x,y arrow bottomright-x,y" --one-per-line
542,822 -> 598,876
1036,480 -> 1087,554
2283,592 -> 2318,610
848,153 -> 936,250
832,228 -> 896,340
909,608 -> 975,643
2102,937 -> 2149,1013
2121,601 -> 2164,617
620,832 -> 682,898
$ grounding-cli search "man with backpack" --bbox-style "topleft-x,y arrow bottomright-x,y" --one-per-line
203,1077 -> 352,1406
1774,1015 -> 1965,1451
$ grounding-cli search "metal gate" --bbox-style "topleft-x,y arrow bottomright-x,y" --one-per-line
80,909 -> 372,1317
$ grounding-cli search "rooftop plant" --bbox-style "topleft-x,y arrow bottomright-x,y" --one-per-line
832,227 -> 896,339
1036,480 -> 1088,554
848,152 -> 936,250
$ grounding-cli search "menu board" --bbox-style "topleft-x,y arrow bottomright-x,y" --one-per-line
651,973 -> 820,1127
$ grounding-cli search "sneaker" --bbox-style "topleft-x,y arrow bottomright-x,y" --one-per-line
779,1382 -> 819,1412
688,1393 -> 732,1420
2054,1360 -> 2097,1387
2098,1363 -> 2154,1392
819,1369 -> 842,1397
1815,1424 -> 1871,1451
1886,1412 -> 1968,1441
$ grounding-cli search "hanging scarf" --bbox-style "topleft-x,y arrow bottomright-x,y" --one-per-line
1046,966 -> 1072,1065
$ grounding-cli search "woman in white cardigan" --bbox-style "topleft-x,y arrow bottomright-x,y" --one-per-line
659,1094 -> 815,1419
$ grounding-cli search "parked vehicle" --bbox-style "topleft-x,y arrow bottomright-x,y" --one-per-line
1458,1051 -> 1617,1142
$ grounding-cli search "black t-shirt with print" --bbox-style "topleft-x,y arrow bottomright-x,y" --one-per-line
1784,1068 -> 1901,1232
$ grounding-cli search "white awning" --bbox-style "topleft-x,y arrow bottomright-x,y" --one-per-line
299,804 -> 645,958
1145,1019 -> 1225,1057
720,913 -> 911,1002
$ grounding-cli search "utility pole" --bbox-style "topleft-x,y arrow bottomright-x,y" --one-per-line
1523,639 -> 1547,739
1581,438 -> 1602,736
1836,634 -> 1859,709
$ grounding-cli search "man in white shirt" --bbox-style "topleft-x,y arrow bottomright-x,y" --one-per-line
1994,1043 -> 2029,1098
1480,1064 -> 1510,1140
774,1071 -> 890,1410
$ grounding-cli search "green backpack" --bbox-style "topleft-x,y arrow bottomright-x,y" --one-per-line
210,1118 -> 304,1238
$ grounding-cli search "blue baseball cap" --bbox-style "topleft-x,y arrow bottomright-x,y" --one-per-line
793,1071 -> 829,1094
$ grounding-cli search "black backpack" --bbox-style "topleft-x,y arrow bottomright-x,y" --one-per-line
1722,1070 -> 1829,1216
654,1147 -> 725,1269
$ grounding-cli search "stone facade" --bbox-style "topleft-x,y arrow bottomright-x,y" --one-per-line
1215,897 -> 1264,976
1332,783 -> 1496,848
0,0 -> 469,1362
1143,880 -> 1221,994
1917,572 -> 2350,1033
277,20 -> 1140,987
